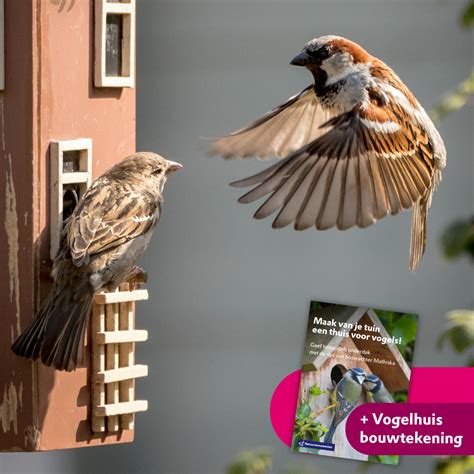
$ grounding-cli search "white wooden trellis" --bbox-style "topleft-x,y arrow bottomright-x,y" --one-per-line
91,282 -> 149,432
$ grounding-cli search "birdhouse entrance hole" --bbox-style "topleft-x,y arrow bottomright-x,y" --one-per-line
330,364 -> 347,386
62,184 -> 81,221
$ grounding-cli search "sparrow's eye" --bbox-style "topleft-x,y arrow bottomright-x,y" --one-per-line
307,45 -> 331,61
316,45 -> 331,60
152,167 -> 163,175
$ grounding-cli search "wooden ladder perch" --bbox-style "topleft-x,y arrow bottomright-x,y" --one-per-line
91,282 -> 149,433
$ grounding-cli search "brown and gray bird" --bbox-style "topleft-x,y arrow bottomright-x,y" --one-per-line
211,36 -> 446,271
12,152 -> 182,371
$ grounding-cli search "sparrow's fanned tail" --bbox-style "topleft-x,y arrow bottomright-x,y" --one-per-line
409,193 -> 430,272
11,282 -> 94,371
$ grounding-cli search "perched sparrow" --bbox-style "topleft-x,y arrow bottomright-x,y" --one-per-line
325,367 -> 366,445
211,36 -> 446,271
363,374 -> 395,403
12,152 -> 182,371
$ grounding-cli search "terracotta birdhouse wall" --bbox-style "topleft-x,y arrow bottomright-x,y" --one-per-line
0,0 -> 143,451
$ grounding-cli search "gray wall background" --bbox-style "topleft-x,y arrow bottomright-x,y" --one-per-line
1,0 -> 472,473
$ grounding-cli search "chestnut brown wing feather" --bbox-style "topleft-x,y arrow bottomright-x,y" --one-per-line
232,103 -> 435,231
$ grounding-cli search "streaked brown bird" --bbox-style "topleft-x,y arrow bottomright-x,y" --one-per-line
12,152 -> 182,371
211,35 -> 446,271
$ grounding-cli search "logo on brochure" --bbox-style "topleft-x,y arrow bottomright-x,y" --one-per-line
297,440 -> 335,451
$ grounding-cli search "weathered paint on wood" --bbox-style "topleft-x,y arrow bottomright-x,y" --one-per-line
0,0 -> 136,451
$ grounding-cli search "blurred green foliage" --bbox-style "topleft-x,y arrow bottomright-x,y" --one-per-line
438,310 -> 474,365
461,0 -> 474,28
430,71 -> 474,124
435,456 -> 474,474
392,315 -> 417,347
292,403 -> 328,449
227,448 -> 323,474
283,467 -> 321,474
308,385 -> 324,398
368,455 -> 399,465
227,449 -> 272,474
392,390 -> 408,403
431,0 -> 474,124
292,384 -> 329,451
434,3 -> 474,473
440,219 -> 474,261
373,310 -> 417,366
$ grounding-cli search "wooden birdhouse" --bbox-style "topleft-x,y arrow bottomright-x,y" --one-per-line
298,305 -> 411,461
0,0 -> 149,451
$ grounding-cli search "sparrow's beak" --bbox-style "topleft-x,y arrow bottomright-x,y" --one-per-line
290,51 -> 310,67
166,160 -> 183,174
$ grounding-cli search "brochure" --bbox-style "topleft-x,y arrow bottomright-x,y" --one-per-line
291,301 -> 418,464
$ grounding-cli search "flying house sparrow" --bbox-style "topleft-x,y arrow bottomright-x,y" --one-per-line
325,367 -> 366,445
211,36 -> 446,271
363,374 -> 395,403
12,152 -> 182,371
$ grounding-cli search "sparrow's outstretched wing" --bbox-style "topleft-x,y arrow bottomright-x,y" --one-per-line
210,86 -> 333,160
231,102 -> 435,231
66,178 -> 160,265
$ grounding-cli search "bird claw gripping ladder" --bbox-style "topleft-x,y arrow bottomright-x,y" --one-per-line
91,282 -> 149,432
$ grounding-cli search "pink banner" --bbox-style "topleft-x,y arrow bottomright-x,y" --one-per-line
269,367 -> 474,454
346,403 -> 474,455
409,368 -> 474,403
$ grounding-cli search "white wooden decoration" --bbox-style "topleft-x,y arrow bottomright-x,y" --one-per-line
94,400 -> 148,417
91,304 -> 106,432
0,0 -> 4,90
91,283 -> 149,433
94,0 -> 136,88
50,138 -> 92,260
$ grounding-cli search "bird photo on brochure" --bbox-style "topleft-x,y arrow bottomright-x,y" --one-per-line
324,367 -> 366,446
363,373 -> 395,403
211,36 -> 446,271
11,153 -> 182,372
